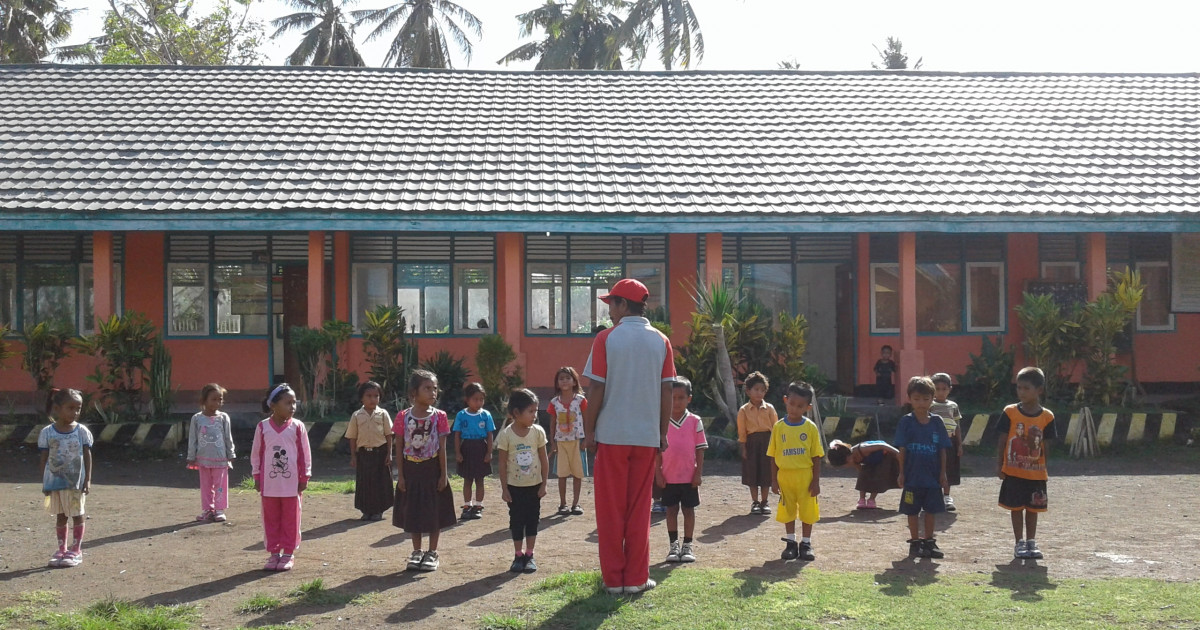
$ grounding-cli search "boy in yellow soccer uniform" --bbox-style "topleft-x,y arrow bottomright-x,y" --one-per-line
768,381 -> 824,561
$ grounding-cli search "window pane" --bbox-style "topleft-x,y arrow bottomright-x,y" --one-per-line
397,263 -> 450,334
873,265 -> 900,331
81,264 -> 94,333
528,265 -> 564,332
627,262 -> 665,314
215,264 -> 268,335
968,264 -> 1003,330
742,263 -> 792,317
1138,264 -> 1171,328
353,264 -> 392,330
0,264 -> 16,328
170,264 -> 208,335
917,263 -> 962,333
455,265 -> 492,332
1042,263 -> 1079,281
23,264 -> 76,331
570,263 -> 622,334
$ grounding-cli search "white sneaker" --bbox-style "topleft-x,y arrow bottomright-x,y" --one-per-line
1025,539 -> 1043,559
1015,540 -> 1031,559
679,543 -> 696,563
406,549 -> 424,570
604,585 -> 625,595
624,579 -> 656,594
944,496 -> 956,512
419,550 -> 440,571
665,540 -> 681,563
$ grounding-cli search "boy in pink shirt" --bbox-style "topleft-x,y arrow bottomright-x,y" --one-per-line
655,377 -> 707,563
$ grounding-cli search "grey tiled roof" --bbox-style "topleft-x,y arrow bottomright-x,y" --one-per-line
0,65 -> 1197,218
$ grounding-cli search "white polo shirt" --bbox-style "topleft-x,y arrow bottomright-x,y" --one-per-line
583,316 -> 676,448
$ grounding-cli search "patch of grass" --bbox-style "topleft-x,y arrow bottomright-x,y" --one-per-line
500,567 -> 1200,630
51,597 -> 197,630
288,578 -> 356,607
237,593 -> 282,614
479,613 -> 527,630
348,591 -> 383,607
17,590 -> 60,606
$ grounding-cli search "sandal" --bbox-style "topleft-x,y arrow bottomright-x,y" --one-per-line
856,499 -> 868,510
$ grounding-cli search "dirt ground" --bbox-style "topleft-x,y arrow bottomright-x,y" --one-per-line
1,445 -> 1198,629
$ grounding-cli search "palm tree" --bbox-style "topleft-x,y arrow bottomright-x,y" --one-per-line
872,36 -> 923,70
498,0 -> 630,70
272,0 -> 366,66
353,0 -> 481,68
610,0 -> 703,70
0,0 -> 75,63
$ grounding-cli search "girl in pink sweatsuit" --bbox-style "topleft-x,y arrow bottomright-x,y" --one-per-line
251,383 -> 311,571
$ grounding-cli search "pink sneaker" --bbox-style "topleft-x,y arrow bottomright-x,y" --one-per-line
60,550 -> 82,567
277,554 -> 295,571
212,511 -> 227,522
48,549 -> 67,568
264,553 -> 281,571
866,498 -> 877,509
856,499 -> 868,510
196,510 -> 213,522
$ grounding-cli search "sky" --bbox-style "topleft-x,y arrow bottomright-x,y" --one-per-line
60,0 -> 1200,72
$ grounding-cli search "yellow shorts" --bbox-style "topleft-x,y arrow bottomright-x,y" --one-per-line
775,467 -> 819,525
555,440 -> 584,479
45,490 -> 86,517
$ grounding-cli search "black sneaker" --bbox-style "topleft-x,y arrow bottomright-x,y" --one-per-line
750,501 -> 761,515
522,555 -> 538,573
759,502 -> 772,515
923,539 -> 944,559
780,538 -> 800,561
798,541 -> 815,561
915,539 -> 931,558
908,539 -> 922,557
509,554 -> 528,573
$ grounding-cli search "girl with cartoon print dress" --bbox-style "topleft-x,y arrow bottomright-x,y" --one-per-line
187,383 -> 235,522
393,370 -> 457,572
250,383 -> 311,571
39,388 -> 93,568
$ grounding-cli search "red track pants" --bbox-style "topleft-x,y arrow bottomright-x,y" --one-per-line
593,443 -> 656,588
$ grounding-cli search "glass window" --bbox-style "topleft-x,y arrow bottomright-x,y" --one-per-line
528,264 -> 565,333
454,264 -> 492,333
1136,262 -> 1174,330
397,263 -> 450,334
169,263 -> 209,336
569,263 -> 622,334
871,264 -> 900,333
916,263 -> 962,333
23,264 -> 76,331
1041,262 -> 1080,281
215,264 -> 268,335
627,262 -> 666,313
0,264 -> 15,328
967,263 -> 1005,332
742,263 -> 792,318
79,263 -> 123,335
352,264 -> 392,330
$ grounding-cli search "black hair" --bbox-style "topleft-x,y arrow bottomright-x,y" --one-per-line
827,442 -> 851,467
881,344 -> 894,353
1016,366 -> 1046,389
907,376 -> 936,397
784,381 -> 814,404
46,388 -> 83,416
200,383 -> 226,404
554,367 -> 582,395
261,383 -> 295,414
744,371 -> 769,393
930,373 -> 953,386
408,369 -> 438,395
507,388 -> 540,416
357,380 -> 382,401
463,381 -> 486,400
611,296 -> 646,316
672,376 -> 693,396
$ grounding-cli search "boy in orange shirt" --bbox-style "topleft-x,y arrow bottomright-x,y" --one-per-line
997,367 -> 1058,560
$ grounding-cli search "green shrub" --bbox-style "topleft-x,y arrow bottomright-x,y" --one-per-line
421,350 -> 470,414
476,335 -> 523,414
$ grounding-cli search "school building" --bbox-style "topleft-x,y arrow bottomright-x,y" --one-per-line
1,66 -> 1198,402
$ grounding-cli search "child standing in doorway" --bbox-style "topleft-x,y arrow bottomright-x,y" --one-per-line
39,388 -> 92,568
393,370 -> 457,571
895,376 -> 949,559
930,373 -> 963,512
251,383 -> 311,571
187,383 -> 234,523
874,345 -> 897,403
453,382 -> 495,521
737,371 -> 777,515
998,367 -> 1058,560
497,388 -> 549,573
656,377 -> 707,563
548,367 -> 587,516
347,381 -> 394,521
768,381 -> 823,561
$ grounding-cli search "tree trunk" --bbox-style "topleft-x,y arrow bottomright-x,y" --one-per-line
708,322 -> 738,435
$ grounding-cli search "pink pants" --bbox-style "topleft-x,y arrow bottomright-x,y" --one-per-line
261,495 -> 302,554
594,443 -> 656,588
198,467 -> 229,512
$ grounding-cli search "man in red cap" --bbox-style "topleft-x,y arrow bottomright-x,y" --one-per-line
583,278 -> 675,594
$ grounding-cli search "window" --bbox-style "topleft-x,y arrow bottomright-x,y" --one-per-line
627,262 -> 666,313
871,264 -> 900,333
916,263 -> 963,333
743,263 -> 793,318
569,263 -> 622,333
169,263 -> 208,335
1041,262 -> 1080,281
352,264 -> 392,329
23,264 -> 77,331
1136,261 -> 1173,330
397,263 -> 451,334
0,264 -> 14,328
967,263 -> 1005,332
454,265 -> 493,333
0,234 -> 125,334
80,263 -> 124,335
528,265 -> 565,332
215,264 -> 268,335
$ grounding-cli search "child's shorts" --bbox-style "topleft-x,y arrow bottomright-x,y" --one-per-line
775,468 -> 819,525
661,483 -> 700,509
555,439 -> 584,479
45,490 -> 85,517
899,486 -> 946,515
999,476 -> 1048,512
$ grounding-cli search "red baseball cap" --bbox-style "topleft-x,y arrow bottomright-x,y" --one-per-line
599,278 -> 649,304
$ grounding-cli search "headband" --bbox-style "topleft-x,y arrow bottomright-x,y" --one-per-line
268,384 -> 293,403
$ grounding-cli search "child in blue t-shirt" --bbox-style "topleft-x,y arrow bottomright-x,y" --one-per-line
453,382 -> 496,521
894,376 -> 950,559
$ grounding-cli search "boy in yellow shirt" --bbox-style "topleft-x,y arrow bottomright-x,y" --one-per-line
768,381 -> 824,561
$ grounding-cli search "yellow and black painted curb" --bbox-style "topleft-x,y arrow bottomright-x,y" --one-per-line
821,412 -> 1188,447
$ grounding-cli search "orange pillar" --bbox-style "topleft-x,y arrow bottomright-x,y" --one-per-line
92,231 -> 115,326
856,233 -> 873,387
496,233 -> 524,361
668,234 -> 698,348
333,232 -> 350,323
896,232 -> 924,396
307,231 -> 325,329
704,233 -> 723,285
1085,232 -> 1107,300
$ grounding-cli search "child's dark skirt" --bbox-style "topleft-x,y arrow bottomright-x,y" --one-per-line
457,438 -> 490,480
354,446 -> 394,515
945,434 -> 962,487
856,451 -> 901,495
393,457 -> 456,533
741,431 -> 772,488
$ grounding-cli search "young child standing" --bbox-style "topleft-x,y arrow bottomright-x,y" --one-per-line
768,381 -> 824,561
548,367 -> 587,516
393,369 -> 456,572
39,388 -> 92,568
998,367 -> 1058,560
827,439 -> 900,509
874,345 -> 897,403
497,388 -> 549,573
347,381 -> 394,522
895,376 -> 949,559
250,383 -> 312,571
187,383 -> 234,522
656,377 -> 707,563
737,371 -> 777,515
453,382 -> 495,521
930,373 -> 963,512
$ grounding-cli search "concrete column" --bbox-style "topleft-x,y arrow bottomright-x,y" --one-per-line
307,231 -> 325,329
92,231 -> 115,327
896,232 -> 924,394
333,231 -> 350,323
496,233 -> 524,359
1085,232 -> 1107,300
704,233 -> 723,285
